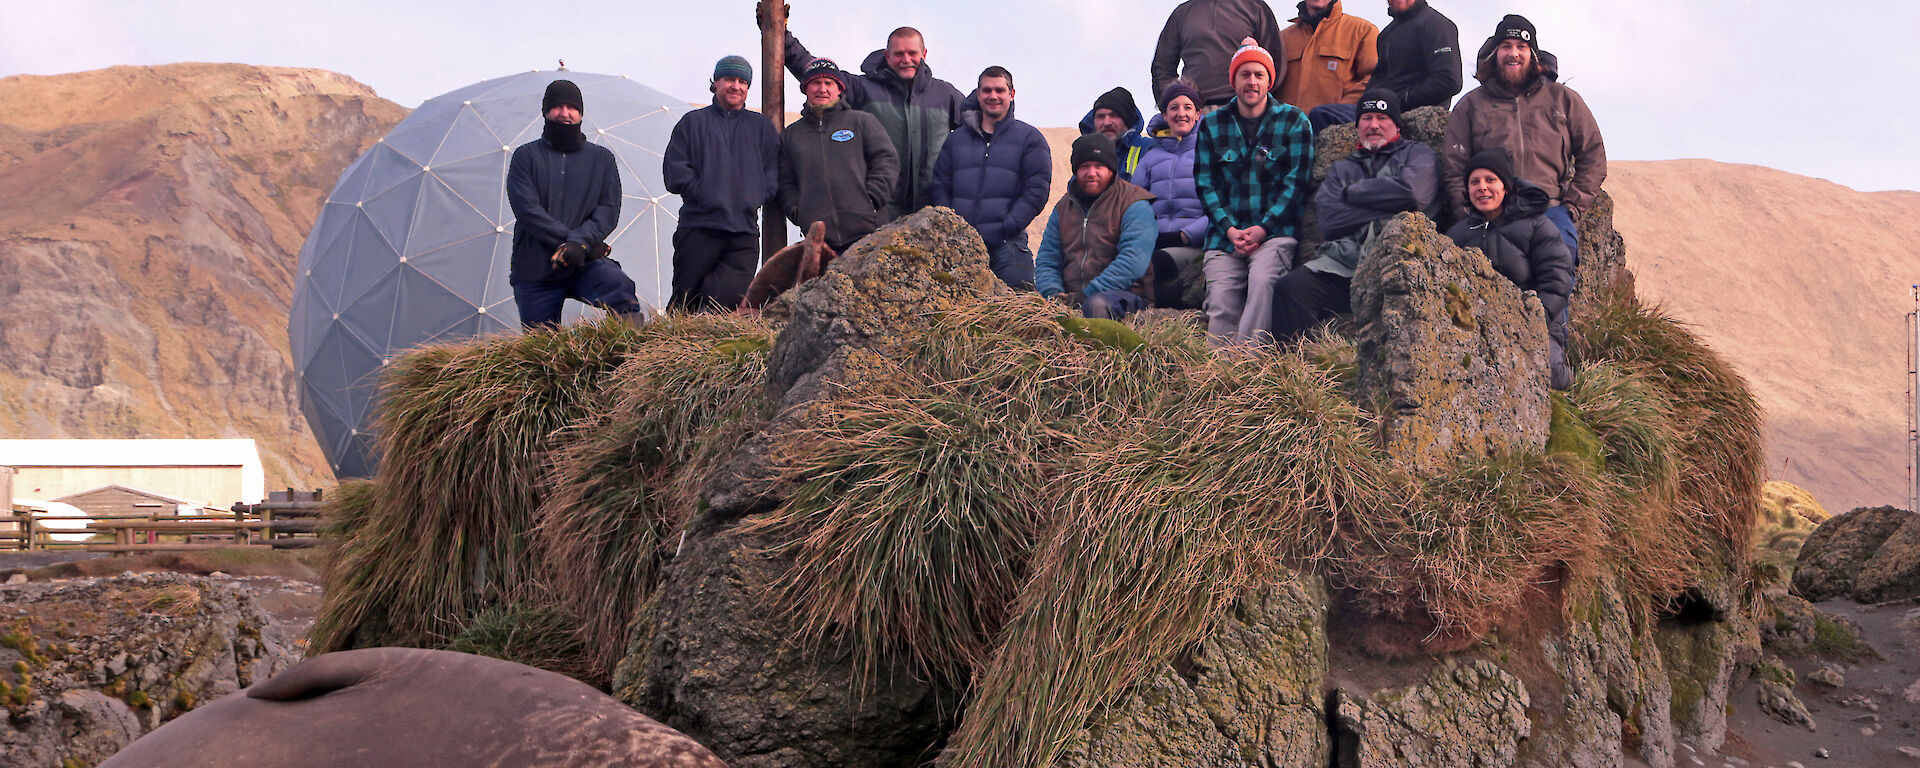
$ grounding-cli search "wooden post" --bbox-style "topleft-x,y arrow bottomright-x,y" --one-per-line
758,1 -> 789,261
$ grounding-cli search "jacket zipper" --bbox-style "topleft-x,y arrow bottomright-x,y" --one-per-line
816,112 -> 842,239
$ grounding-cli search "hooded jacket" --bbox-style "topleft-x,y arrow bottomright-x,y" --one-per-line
1076,94 -> 1153,182
1303,136 -> 1439,277
1151,0 -> 1287,105
1278,0 -> 1379,112
929,103 -> 1052,251
1444,177 -> 1573,322
778,100 -> 901,249
506,135 -> 622,283
1129,114 -> 1210,248
1369,0 -> 1462,110
662,99 -> 780,236
1442,47 -> 1606,219
784,34 -> 967,220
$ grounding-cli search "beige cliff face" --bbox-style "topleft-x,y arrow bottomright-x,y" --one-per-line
0,64 -> 406,490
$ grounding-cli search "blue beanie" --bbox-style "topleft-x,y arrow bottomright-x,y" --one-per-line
714,55 -> 753,83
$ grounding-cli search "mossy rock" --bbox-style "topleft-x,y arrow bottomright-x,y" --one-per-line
1547,391 -> 1606,473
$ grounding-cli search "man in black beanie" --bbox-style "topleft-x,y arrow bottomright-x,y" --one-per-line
505,79 -> 643,328
1033,134 -> 1160,321
1076,87 -> 1153,182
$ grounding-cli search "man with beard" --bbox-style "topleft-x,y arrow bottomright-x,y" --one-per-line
1270,90 -> 1438,339
1277,0 -> 1378,128
1035,134 -> 1159,321
1076,87 -> 1152,182
1307,0 -> 1459,127
778,59 -> 900,254
662,55 -> 780,313
1443,14 -> 1604,259
776,20 -> 965,220
931,66 -> 1052,290
506,79 -> 643,328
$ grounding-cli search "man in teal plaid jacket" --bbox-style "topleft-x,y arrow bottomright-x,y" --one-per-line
1194,37 -> 1315,348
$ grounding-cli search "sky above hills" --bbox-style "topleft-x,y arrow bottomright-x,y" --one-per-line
2,0 -> 1916,192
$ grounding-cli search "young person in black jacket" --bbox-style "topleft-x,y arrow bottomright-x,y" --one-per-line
1307,0 -> 1462,128
663,55 -> 780,313
506,80 -> 643,328
1446,149 -> 1575,390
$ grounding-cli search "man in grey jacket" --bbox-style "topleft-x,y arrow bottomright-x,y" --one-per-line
778,59 -> 901,253
1152,0 -> 1286,107
1271,90 -> 1438,339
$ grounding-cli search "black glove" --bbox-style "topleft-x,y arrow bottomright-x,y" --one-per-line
553,241 -> 589,269
1155,231 -> 1186,249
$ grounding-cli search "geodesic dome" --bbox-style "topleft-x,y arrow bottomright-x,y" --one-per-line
291,69 -> 687,478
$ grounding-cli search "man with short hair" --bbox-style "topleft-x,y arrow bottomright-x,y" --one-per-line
931,66 -> 1052,290
1035,134 -> 1159,321
778,59 -> 900,253
775,18 -> 966,220
1076,87 -> 1152,182
1278,0 -> 1379,130
1152,0 -> 1286,108
662,55 -> 780,313
1306,0 -> 1460,127
1271,90 -> 1439,338
1194,38 -> 1314,348
506,79 -> 643,328
1442,14 -> 1605,259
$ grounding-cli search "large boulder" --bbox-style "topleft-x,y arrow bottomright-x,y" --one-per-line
1350,212 -> 1552,472
1793,506 -> 1920,602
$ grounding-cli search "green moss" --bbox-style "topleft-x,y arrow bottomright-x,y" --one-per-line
711,334 -> 772,361
1810,614 -> 1878,660
1054,315 -> 1146,353
1756,658 -> 1795,686
62,758 -> 87,768
126,690 -> 152,708
1443,283 -> 1476,330
173,689 -> 197,710
1547,392 -> 1606,473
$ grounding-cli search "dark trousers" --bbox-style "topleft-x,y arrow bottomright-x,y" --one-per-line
1307,103 -> 1357,132
989,236 -> 1036,291
671,226 -> 760,313
1544,205 -> 1580,267
1270,268 -> 1352,339
511,258 -> 643,328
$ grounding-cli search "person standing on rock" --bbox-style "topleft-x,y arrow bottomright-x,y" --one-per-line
1442,14 -> 1604,261
778,59 -> 900,254
1446,148 -> 1574,390
1130,80 -> 1211,308
1194,38 -> 1315,348
1308,0 -> 1460,128
1277,0 -> 1379,131
1151,0 -> 1287,109
506,79 -> 644,328
1077,87 -> 1153,182
1270,90 -> 1438,339
662,55 -> 780,313
1035,134 -> 1160,321
930,66 -> 1052,291
774,18 -> 965,221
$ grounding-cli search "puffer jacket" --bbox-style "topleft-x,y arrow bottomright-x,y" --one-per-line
1128,114 -> 1209,248
1303,137 -> 1439,277
1444,178 -> 1573,322
1443,48 -> 1606,218
1278,0 -> 1379,112
783,34 -> 966,220
929,105 -> 1052,250
778,100 -> 900,249
1151,0 -> 1287,105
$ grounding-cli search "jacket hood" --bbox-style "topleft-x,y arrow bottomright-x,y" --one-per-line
1468,177 -> 1552,224
861,48 -> 936,90
1473,42 -> 1561,89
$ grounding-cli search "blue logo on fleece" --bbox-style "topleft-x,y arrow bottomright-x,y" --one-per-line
831,129 -> 855,142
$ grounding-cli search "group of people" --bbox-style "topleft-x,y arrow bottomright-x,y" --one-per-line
505,0 -> 1603,389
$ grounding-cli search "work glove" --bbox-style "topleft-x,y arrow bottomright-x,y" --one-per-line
550,241 -> 590,270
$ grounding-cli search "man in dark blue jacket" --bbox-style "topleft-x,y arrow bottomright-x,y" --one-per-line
506,79 -> 642,328
1076,87 -> 1153,182
663,55 -> 780,313
930,66 -> 1051,290
1307,0 -> 1461,127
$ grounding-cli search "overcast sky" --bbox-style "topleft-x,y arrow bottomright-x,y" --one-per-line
2,0 -> 1916,192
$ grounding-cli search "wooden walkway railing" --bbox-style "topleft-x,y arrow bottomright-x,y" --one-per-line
3,493 -> 326,556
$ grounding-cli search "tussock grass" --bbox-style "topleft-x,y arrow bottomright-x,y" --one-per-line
444,595 -> 595,683
535,314 -> 776,678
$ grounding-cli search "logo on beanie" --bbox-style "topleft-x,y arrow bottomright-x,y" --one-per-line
1362,100 -> 1387,111
831,130 -> 855,142
1504,29 -> 1530,41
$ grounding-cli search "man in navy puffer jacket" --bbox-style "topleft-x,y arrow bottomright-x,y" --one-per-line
930,66 -> 1052,290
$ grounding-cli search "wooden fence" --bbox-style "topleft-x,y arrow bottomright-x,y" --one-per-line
3,494 -> 326,556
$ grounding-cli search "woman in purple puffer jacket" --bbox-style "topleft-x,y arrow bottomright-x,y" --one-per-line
1128,80 -> 1210,308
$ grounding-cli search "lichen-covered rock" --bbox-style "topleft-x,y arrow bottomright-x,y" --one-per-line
0,573 -> 295,767
1654,565 -> 1762,753
1055,577 -> 1329,767
1350,212 -> 1552,472
624,528 -> 957,768
1756,680 -> 1817,730
1793,506 -> 1920,602
1332,659 -> 1532,767
1529,577 -> 1676,768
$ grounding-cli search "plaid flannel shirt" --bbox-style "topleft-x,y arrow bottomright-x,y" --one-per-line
1193,97 -> 1315,253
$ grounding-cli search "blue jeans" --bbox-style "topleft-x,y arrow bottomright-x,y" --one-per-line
1307,103 -> 1357,132
1082,290 -> 1147,320
511,258 -> 643,328
1545,204 -> 1580,268
990,236 -> 1036,291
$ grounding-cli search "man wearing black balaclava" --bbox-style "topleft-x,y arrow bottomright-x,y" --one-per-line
505,79 -> 645,328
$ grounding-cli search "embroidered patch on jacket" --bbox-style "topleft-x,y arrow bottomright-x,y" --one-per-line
831,130 -> 855,142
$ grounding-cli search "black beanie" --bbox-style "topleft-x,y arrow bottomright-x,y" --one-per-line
1493,14 -> 1537,50
543,79 -> 584,114
1465,148 -> 1517,190
1070,133 -> 1120,175
1354,88 -> 1402,128
1090,87 -> 1142,129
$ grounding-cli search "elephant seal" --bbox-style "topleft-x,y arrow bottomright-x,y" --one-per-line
101,647 -> 728,767
739,220 -> 837,312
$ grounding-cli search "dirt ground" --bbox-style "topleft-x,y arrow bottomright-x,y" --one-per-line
1722,598 -> 1920,767
0,548 -> 325,649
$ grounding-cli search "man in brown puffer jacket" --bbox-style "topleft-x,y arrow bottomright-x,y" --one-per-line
1441,14 -> 1604,262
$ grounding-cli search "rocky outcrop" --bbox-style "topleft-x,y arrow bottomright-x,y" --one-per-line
1350,212 -> 1551,472
0,573 -> 296,767
1793,506 -> 1920,603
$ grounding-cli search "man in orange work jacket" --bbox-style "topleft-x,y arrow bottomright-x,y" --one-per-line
1278,0 -> 1378,130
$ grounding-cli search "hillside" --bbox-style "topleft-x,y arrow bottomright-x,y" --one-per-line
0,64 -> 406,490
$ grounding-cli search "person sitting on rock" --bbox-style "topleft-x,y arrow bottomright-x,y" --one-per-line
1035,134 -> 1159,321
1443,14 -> 1604,261
1077,87 -> 1153,182
1271,89 -> 1438,339
1277,0 -> 1379,131
1445,148 -> 1574,390
930,66 -> 1052,291
778,59 -> 900,254
1129,80 -> 1211,308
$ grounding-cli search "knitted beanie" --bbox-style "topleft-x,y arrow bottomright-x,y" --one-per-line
713,55 -> 753,83
1227,37 -> 1276,81
542,79 -> 584,114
